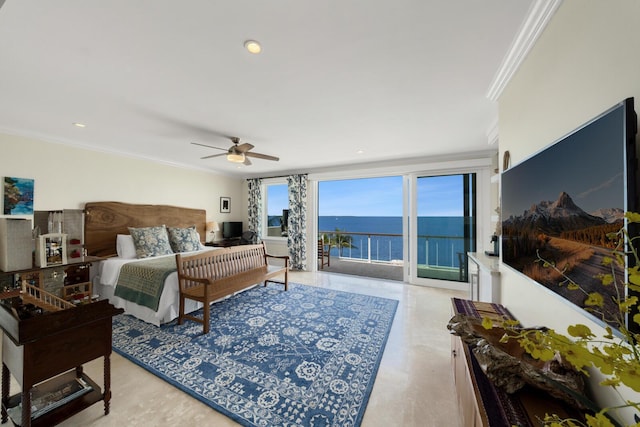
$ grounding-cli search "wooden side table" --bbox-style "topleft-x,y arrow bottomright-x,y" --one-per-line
0,299 -> 123,426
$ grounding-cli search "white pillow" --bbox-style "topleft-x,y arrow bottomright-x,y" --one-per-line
116,234 -> 137,259
196,231 -> 206,250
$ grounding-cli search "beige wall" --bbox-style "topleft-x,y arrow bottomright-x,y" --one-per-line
498,0 -> 640,418
0,132 -> 246,233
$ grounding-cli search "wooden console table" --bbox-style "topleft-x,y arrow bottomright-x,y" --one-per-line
450,298 -> 583,426
205,239 -> 244,247
0,256 -> 103,300
0,298 -> 123,426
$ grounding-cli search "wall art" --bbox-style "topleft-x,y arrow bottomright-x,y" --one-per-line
220,197 -> 230,213
3,177 -> 34,215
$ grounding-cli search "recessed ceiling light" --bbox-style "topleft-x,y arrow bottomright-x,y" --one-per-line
244,40 -> 262,54
357,150 -> 365,154
72,122 -> 86,128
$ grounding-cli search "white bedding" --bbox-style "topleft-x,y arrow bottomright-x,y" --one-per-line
96,248 -> 219,326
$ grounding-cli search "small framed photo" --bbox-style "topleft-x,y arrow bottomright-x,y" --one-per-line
220,197 -> 231,213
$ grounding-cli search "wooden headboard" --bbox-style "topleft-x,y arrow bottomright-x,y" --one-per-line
84,201 -> 207,257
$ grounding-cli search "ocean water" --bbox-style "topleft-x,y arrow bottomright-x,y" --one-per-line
316,216 -> 467,266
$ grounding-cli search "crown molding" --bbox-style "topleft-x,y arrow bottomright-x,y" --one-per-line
486,0 -> 563,101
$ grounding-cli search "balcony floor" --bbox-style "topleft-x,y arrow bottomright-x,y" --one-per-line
318,257 -> 404,281
318,257 -> 464,282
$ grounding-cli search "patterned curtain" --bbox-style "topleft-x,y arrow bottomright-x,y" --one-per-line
247,178 -> 263,241
287,174 -> 308,270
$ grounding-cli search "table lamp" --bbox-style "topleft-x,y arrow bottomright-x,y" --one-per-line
206,221 -> 220,242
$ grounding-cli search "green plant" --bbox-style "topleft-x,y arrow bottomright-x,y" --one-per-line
327,228 -> 357,256
483,212 -> 640,427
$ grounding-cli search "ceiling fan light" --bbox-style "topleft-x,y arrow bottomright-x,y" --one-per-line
244,40 -> 261,54
227,152 -> 245,163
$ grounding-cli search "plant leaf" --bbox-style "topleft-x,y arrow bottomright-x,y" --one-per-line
481,317 -> 493,330
585,292 -> 604,307
567,324 -> 594,339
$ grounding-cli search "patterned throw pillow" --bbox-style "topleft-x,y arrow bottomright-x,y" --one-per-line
128,225 -> 174,258
167,225 -> 202,253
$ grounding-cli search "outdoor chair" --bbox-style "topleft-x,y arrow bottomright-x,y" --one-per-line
318,239 -> 330,269
240,230 -> 257,245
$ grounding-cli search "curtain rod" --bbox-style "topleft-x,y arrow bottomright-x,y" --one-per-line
245,175 -> 287,180
245,173 -> 307,181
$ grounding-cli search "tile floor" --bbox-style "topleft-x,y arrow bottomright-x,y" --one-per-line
20,271 -> 466,426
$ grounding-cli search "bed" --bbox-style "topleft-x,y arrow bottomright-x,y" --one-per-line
84,201 -> 219,326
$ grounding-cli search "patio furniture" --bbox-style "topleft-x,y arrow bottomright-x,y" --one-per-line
318,239 -> 330,269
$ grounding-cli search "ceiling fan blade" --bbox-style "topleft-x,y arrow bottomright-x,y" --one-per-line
236,143 -> 254,153
243,157 -> 252,166
245,152 -> 279,161
191,142 -> 227,151
201,153 -> 227,160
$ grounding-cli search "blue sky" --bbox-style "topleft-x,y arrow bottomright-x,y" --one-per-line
416,175 -> 464,217
319,177 -> 403,216
267,184 -> 289,216
318,175 -> 464,217
268,175 -> 465,217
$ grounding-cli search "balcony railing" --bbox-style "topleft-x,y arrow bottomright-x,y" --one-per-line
318,230 -> 466,269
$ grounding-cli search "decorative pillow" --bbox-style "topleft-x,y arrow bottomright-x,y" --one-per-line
128,225 -> 174,258
116,234 -> 137,259
167,225 -> 202,253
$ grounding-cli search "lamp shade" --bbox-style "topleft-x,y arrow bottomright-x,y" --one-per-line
206,221 -> 220,233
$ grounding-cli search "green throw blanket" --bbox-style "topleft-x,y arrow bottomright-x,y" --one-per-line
114,256 -> 177,311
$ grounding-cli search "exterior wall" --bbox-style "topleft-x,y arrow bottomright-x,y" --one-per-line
498,0 -> 640,420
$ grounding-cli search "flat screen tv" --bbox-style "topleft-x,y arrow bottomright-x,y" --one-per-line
501,98 -> 638,330
222,221 -> 243,239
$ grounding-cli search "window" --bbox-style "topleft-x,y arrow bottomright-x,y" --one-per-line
265,182 -> 288,238
318,177 -> 403,261
414,173 -> 476,282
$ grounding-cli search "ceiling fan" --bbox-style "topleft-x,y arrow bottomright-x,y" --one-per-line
191,137 -> 279,166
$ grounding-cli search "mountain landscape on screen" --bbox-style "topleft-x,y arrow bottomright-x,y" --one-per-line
503,191 -> 623,233
502,191 -> 624,326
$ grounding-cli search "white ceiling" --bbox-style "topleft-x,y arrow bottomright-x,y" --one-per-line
0,0 -> 536,178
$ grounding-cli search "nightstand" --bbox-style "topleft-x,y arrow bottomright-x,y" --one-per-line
205,239 -> 241,247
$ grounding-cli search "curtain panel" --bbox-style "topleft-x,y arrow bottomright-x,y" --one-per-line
247,178 -> 263,241
287,174 -> 308,270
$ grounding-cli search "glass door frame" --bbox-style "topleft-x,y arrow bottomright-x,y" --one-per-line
407,166 -> 492,289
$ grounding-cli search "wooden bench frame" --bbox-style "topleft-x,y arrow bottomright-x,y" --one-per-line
175,242 -> 288,333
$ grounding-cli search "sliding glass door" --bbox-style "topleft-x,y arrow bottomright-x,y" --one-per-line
413,173 -> 476,282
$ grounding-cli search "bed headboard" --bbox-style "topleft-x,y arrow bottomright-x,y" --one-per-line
84,201 -> 207,257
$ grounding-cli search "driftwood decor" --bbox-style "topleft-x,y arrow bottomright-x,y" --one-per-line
448,313 -> 588,411
84,202 -> 206,257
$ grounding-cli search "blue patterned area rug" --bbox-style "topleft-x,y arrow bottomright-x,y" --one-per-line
112,283 -> 398,427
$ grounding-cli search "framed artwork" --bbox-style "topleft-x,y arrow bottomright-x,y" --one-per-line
3,177 -> 34,215
220,197 -> 231,213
